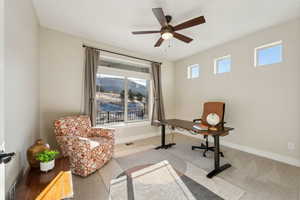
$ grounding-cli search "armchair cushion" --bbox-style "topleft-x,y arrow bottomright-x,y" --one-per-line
89,137 -> 110,146
78,137 -> 100,149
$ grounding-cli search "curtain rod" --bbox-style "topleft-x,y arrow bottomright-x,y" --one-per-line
82,45 -> 162,65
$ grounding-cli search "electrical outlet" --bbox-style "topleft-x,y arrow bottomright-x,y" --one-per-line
0,142 -> 4,151
288,142 -> 295,151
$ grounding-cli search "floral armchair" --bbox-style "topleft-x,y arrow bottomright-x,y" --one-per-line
54,115 -> 115,177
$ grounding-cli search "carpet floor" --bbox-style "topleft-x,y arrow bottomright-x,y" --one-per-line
71,134 -> 300,200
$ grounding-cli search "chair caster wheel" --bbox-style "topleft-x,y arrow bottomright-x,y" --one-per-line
220,152 -> 224,157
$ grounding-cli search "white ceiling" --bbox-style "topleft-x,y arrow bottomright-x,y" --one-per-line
32,0 -> 300,61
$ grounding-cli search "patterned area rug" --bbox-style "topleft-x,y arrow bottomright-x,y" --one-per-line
111,160 -> 224,200
114,145 -> 245,200
110,161 -> 203,200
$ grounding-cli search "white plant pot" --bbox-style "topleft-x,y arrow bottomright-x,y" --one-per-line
40,159 -> 55,172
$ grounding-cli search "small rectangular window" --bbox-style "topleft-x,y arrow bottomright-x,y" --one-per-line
187,64 -> 200,79
214,55 -> 231,74
255,41 -> 282,67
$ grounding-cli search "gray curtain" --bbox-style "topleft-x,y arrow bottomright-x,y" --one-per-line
84,47 -> 99,126
151,62 -> 165,126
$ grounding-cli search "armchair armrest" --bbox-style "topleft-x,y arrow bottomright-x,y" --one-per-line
56,136 -> 93,158
89,128 -> 115,139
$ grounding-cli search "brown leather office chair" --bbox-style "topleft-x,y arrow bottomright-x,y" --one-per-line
192,102 -> 225,157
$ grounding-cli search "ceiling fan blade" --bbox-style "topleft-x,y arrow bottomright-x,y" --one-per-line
173,32 -> 193,43
154,37 -> 164,47
152,8 -> 168,27
174,16 -> 206,31
132,31 -> 160,35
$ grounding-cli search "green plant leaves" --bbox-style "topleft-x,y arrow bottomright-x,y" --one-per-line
36,150 -> 59,163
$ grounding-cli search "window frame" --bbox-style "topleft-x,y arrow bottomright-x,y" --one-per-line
96,66 -> 152,126
254,40 -> 283,67
214,55 -> 231,74
187,64 -> 200,79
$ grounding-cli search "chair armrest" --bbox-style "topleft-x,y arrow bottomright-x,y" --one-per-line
56,136 -> 93,157
193,118 -> 202,123
89,128 -> 115,139
214,122 -> 227,130
217,121 -> 226,126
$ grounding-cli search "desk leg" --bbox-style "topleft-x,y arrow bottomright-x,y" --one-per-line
155,124 -> 176,150
206,135 -> 231,178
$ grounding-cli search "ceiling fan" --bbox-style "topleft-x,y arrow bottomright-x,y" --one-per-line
132,8 -> 206,47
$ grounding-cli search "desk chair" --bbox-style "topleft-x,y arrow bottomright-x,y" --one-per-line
192,102 -> 225,157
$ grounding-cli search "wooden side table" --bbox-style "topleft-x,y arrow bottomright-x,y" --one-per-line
15,157 -> 70,200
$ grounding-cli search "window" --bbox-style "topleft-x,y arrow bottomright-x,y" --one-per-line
214,55 -> 231,74
95,58 -> 151,126
127,77 -> 150,122
97,74 -> 125,125
255,41 -> 282,66
187,64 -> 200,79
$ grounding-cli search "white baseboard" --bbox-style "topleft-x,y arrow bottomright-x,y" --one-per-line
177,130 -> 300,167
115,132 -> 160,144
221,140 -> 300,167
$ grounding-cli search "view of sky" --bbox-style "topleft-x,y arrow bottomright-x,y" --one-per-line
191,66 -> 200,78
217,57 -> 231,73
258,44 -> 282,66
98,74 -> 124,79
129,77 -> 147,86
99,74 -> 147,86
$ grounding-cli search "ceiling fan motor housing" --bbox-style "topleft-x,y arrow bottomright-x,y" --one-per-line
165,15 -> 172,23
160,26 -> 174,35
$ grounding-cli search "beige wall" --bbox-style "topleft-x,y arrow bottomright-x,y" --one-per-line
0,0 -> 4,198
0,0 -> 4,145
174,18 -> 300,162
39,27 -> 175,147
4,0 -> 40,193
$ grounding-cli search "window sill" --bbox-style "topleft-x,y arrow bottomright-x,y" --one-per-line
95,120 -> 151,128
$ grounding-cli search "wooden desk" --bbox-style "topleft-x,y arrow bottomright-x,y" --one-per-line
15,157 -> 70,200
155,119 -> 234,178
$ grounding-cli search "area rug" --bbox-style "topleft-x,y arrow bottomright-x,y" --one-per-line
114,145 -> 245,200
110,160 -> 207,200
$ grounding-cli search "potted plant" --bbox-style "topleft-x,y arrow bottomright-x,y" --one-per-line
36,150 -> 59,172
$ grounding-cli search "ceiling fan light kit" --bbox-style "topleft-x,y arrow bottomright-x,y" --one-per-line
162,32 -> 173,40
132,8 -> 206,47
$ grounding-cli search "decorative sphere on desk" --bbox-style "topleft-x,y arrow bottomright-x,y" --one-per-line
206,113 -> 220,126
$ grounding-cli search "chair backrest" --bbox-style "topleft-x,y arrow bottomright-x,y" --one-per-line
54,115 -> 91,138
201,102 -> 225,125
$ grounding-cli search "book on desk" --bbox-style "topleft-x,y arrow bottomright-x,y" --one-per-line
192,123 -> 209,131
